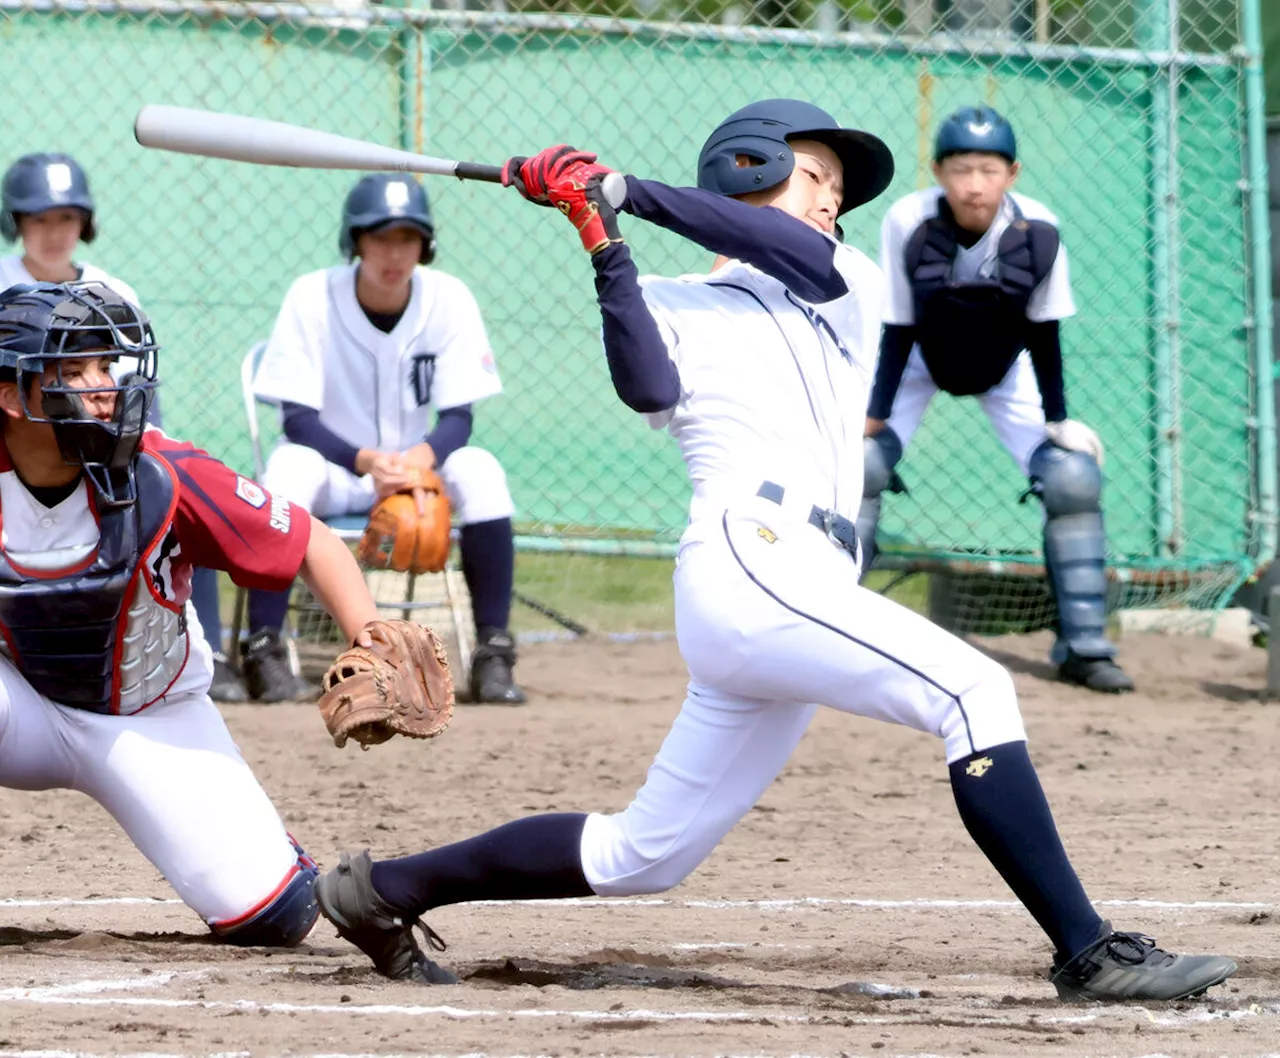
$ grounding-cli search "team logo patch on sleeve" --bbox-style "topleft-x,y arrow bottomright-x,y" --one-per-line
235,476 -> 267,509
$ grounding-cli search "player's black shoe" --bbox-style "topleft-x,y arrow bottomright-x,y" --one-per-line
241,629 -> 313,703
469,627 -> 527,705
209,652 -> 249,704
1051,920 -> 1236,1002
1058,653 -> 1135,694
316,849 -> 458,984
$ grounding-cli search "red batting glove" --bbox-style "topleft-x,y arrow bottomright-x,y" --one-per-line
501,145 -> 597,204
546,161 -> 624,255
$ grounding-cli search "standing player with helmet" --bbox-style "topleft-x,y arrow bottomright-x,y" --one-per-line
856,107 -> 1132,694
245,173 -> 525,705
0,151 -> 246,703
0,280 -> 391,945
310,101 -> 1235,1001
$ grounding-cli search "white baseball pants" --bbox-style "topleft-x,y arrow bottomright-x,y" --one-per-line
0,657 -> 299,929
262,443 -> 515,525
580,493 -> 1026,896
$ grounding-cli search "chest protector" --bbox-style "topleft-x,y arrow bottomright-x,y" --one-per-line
904,197 -> 1059,397
0,452 -> 189,714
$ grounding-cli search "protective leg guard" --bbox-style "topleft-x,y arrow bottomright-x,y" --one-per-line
1027,442 -> 1115,661
854,428 -> 905,573
211,845 -> 320,948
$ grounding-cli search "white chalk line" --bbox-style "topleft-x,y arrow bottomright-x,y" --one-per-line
3,895 -> 1271,912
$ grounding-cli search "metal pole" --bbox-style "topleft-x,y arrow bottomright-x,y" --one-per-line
1242,0 -> 1277,564
1137,0 -> 1178,557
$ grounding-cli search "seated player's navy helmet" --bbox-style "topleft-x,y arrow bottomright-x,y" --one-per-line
0,153 -> 97,244
341,173 -> 437,265
934,107 -> 1017,163
0,282 -> 157,508
697,99 -> 895,215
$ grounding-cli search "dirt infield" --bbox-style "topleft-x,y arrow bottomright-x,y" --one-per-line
1,630 -> 1278,1058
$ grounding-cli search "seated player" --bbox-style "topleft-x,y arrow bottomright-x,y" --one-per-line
0,151 -> 243,701
856,107 -> 1133,694
0,280 -> 384,945
245,173 -> 525,705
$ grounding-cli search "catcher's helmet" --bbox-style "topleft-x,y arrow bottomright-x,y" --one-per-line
934,107 -> 1017,163
696,99 -> 895,215
0,282 -> 157,509
1,153 -> 96,244
341,173 -> 436,265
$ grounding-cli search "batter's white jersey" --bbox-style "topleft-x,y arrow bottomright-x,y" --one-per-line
639,241 -> 882,531
253,263 -> 503,450
880,187 -> 1076,327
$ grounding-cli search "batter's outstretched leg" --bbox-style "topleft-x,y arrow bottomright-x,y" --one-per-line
1027,442 -> 1133,693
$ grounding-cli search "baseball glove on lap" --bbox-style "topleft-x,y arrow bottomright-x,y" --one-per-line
358,468 -> 451,575
318,620 -> 454,749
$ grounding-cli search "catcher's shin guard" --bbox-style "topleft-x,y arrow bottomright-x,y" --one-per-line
211,851 -> 319,948
855,428 -> 906,573
1027,442 -> 1114,661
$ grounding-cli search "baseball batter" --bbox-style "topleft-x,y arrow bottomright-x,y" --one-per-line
0,280 -> 384,945
246,173 -> 524,705
856,107 -> 1132,694
311,103 -> 1235,1002
0,151 -> 241,702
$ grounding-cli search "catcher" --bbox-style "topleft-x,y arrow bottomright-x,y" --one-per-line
247,172 -> 526,705
0,281 -> 448,949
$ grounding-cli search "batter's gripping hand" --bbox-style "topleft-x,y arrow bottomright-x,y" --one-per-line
318,620 -> 454,749
546,162 -> 624,255
358,467 -> 451,576
501,145 -> 596,204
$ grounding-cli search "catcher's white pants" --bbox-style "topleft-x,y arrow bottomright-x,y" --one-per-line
0,656 -> 299,928
262,443 -> 515,525
887,349 -> 1048,475
579,494 -> 1026,897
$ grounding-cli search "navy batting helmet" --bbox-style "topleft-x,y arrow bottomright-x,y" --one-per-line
1,153 -> 96,244
0,282 -> 156,508
340,173 -> 436,264
934,107 -> 1017,163
697,99 -> 894,215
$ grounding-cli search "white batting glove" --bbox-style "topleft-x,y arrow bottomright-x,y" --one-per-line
1045,419 -> 1105,468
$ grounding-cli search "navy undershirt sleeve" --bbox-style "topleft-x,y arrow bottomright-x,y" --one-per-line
620,176 -> 847,304
281,402 -> 361,475
423,404 -> 473,466
1026,320 -> 1067,423
592,242 -> 681,414
866,324 -> 916,421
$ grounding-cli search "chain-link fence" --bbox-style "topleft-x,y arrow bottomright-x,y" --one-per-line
0,0 -> 1270,635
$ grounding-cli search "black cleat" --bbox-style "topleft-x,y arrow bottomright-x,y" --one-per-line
1058,653 -> 1135,694
1051,920 -> 1237,1002
469,627 -> 527,705
241,629 -> 313,703
316,849 -> 458,984
209,652 -> 249,704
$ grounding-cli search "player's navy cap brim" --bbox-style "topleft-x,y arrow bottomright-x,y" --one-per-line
789,128 -> 896,214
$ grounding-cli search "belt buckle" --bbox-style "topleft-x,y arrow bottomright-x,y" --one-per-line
819,509 -> 842,550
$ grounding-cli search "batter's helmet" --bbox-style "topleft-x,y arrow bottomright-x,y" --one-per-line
341,174 -> 436,264
0,282 -> 157,508
1,153 -> 96,244
934,107 -> 1017,163
697,99 -> 894,214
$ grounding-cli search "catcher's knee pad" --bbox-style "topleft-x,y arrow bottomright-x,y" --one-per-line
212,847 -> 319,948
440,446 -> 514,524
1028,441 -> 1102,516
862,428 -> 904,498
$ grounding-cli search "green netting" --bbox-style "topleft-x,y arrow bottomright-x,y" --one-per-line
0,0 -> 1270,636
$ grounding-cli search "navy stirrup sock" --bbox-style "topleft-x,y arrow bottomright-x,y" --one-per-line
460,517 -> 515,632
949,741 -> 1103,959
370,812 -> 593,915
247,589 -> 291,636
189,567 -> 224,653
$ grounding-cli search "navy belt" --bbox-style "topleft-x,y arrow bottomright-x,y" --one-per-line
756,481 -> 860,562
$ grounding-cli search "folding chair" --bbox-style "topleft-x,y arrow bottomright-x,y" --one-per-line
228,341 -> 473,678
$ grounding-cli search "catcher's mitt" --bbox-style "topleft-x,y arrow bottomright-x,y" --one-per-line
318,619 -> 454,749
358,468 -> 451,575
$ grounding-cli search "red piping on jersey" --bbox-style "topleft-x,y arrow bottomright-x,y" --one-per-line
209,863 -> 301,933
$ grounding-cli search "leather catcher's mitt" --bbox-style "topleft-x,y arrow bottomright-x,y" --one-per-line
358,468 -> 451,575
318,620 -> 454,749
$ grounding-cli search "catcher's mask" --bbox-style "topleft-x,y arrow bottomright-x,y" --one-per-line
0,281 -> 157,509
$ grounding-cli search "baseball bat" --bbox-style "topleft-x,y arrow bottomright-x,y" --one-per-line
133,105 -> 627,207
